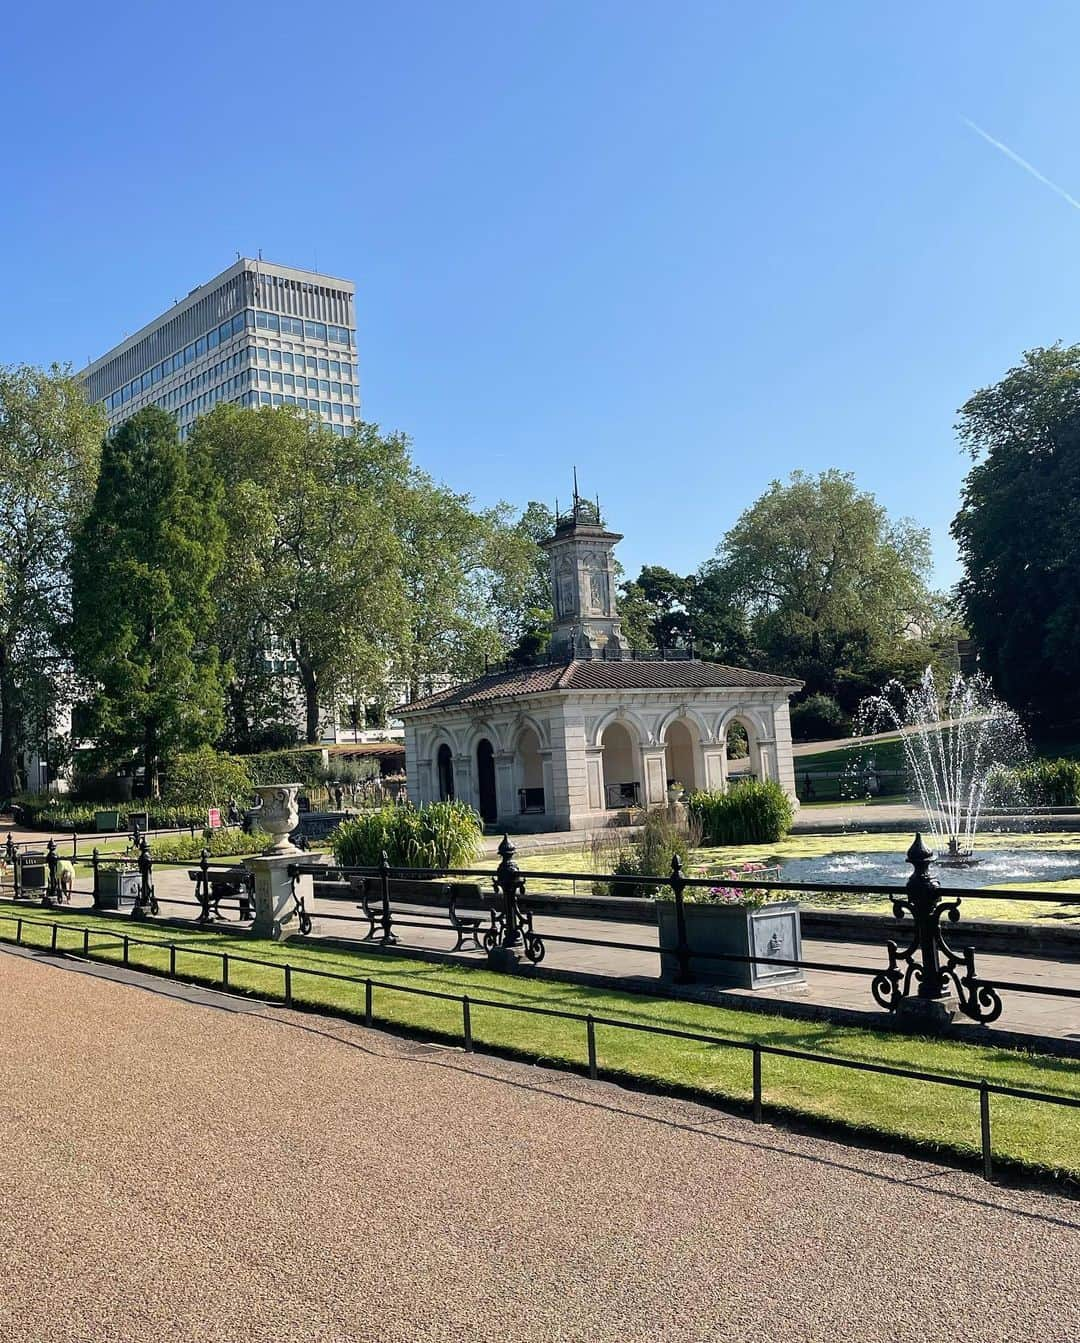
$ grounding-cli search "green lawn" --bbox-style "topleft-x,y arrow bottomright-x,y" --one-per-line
794,736 -> 907,774
2,902 -> 1078,1181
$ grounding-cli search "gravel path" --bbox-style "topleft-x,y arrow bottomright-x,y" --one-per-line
2,948 -> 1078,1343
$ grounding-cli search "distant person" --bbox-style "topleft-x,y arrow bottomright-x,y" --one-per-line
55,858 -> 74,902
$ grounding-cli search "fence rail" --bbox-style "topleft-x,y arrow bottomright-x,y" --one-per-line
3,830 -> 1079,1030
1,909 -> 1076,1184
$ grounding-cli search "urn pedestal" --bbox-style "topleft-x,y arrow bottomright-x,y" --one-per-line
244,784 -> 312,940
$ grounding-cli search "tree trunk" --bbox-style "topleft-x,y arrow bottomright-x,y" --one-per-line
298,659 -> 320,744
144,721 -> 160,799
0,642 -> 19,801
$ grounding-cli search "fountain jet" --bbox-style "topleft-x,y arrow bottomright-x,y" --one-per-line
854,668 -> 1027,862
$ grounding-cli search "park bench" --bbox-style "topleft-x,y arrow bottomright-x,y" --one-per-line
348,876 -> 492,951
188,864 -> 254,923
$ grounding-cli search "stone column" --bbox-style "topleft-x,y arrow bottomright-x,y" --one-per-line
642,748 -> 668,807
453,754 -> 474,808
494,750 -> 517,820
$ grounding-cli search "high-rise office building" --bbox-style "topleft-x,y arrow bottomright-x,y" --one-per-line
80,258 -> 360,439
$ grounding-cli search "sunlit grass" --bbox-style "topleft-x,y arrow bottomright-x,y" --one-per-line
2,903 -> 1077,1179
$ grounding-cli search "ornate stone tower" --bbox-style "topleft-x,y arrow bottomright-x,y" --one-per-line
540,478 -> 630,659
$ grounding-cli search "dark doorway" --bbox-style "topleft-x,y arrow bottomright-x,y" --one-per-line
437,743 -> 455,801
476,738 -> 497,823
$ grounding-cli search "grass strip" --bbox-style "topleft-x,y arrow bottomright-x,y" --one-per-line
1,904 -> 1077,1181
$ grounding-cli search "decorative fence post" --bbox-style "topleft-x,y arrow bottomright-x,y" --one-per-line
378,850 -> 396,946
91,848 -> 101,908
4,832 -> 15,867
131,838 -> 157,919
487,834 -> 544,968
44,838 -> 59,907
872,833 -> 1002,1026
669,854 -> 693,984
197,848 -> 212,923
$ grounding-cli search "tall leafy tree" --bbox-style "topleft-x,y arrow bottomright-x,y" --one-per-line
707,469 -> 932,706
0,365 -> 103,798
195,406 -> 410,743
953,345 -> 1080,730
70,407 -> 226,794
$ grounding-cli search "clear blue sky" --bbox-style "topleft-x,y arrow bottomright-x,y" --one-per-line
4,1 -> 1079,588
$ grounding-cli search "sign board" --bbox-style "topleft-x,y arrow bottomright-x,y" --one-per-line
208,807 -> 222,830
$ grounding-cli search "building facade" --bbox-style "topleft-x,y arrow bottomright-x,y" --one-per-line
79,258 -> 360,440
400,495 -> 801,830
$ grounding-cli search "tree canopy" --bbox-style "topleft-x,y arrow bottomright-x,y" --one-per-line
953,345 -> 1080,730
704,470 -> 934,708
0,364 -> 103,798
70,407 -> 226,794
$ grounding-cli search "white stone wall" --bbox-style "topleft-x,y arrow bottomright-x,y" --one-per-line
403,686 -> 798,831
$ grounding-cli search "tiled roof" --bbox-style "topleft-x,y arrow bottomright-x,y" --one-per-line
399,658 -> 800,714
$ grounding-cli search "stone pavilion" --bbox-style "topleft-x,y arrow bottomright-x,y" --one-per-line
400,491 -> 801,831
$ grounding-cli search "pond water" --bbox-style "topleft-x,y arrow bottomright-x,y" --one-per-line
770,847 -> 1080,891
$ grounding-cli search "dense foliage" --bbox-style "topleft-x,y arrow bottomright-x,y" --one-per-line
687,780 -> 794,846
240,747 -> 334,787
149,827 -> 268,863
331,801 -> 482,870
789,693 -> 851,741
0,364 -> 104,799
70,408 -> 226,794
10,794 -> 205,832
987,757 -> 1080,808
163,747 -> 254,811
953,346 -> 1080,731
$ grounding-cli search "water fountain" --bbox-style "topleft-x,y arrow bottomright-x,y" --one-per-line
854,668 -> 1028,862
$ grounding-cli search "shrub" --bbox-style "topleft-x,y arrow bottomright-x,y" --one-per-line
241,748 -> 330,788
986,757 -> 1080,808
163,748 -> 253,812
687,780 -> 794,846
593,807 -> 702,897
331,801 -> 482,871
149,827 -> 269,863
10,795 -> 208,832
789,693 -> 851,742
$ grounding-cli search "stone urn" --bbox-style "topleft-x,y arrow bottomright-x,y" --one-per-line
253,783 -> 302,855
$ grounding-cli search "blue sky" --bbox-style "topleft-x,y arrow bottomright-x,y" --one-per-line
3,2 -> 1079,588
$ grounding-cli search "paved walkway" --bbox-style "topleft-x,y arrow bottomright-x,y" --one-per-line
22,867 -> 1080,1047
2,949 -> 1077,1343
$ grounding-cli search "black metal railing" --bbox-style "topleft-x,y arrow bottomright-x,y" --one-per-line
0,906 -> 1076,1184
3,830 -> 1079,1031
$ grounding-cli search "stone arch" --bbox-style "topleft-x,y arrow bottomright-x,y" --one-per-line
662,717 -> 703,793
717,706 -> 771,783
435,742 -> 455,801
600,717 -> 643,809
514,724 -> 546,815
590,706 -> 652,750
510,711 -> 550,751
464,720 -> 506,757
475,737 -> 498,823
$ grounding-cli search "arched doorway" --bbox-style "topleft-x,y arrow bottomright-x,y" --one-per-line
725,717 -> 759,783
601,720 -> 640,809
436,743 -> 455,801
664,719 -> 699,792
476,738 -> 498,822
516,726 -> 545,815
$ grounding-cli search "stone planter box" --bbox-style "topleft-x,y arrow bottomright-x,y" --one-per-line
96,867 -> 141,910
656,900 -> 805,989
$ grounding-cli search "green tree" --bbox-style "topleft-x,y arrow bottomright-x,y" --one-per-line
195,406 -> 410,743
953,345 -> 1080,729
0,365 -> 103,798
707,470 -> 932,707
70,407 -> 226,795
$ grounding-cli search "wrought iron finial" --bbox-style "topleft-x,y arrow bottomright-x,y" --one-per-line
906,832 -> 934,871
497,833 -> 516,863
